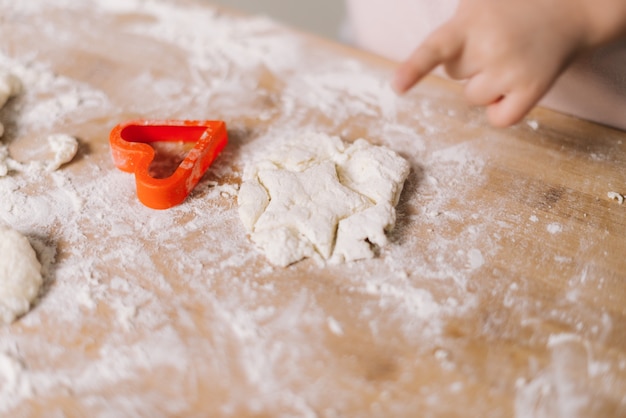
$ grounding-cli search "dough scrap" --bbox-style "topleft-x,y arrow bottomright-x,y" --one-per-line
0,71 -> 77,175
46,133 -> 78,171
607,191 -> 624,205
238,133 -> 410,266
0,226 -> 43,324
0,71 -> 21,177
0,71 -> 21,112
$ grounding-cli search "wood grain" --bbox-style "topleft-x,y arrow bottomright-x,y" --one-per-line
0,1 -> 624,416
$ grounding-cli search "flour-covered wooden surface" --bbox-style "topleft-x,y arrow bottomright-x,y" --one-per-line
0,0 -> 625,416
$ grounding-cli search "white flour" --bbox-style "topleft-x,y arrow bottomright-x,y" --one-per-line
0,0 -> 620,416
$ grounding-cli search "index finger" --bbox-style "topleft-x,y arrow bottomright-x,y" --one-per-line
392,23 -> 464,94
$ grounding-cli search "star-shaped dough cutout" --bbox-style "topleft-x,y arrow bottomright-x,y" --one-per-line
237,133 -> 410,267
253,161 -> 371,263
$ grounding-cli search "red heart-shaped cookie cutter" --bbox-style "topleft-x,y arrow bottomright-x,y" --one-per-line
109,119 -> 228,209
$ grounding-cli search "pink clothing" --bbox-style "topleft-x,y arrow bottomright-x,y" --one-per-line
346,0 -> 626,131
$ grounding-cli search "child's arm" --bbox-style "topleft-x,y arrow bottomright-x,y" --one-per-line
392,0 -> 626,127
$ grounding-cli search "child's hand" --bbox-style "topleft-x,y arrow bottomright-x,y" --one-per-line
392,0 -> 626,127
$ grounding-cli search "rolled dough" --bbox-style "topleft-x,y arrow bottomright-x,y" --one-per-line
238,133 -> 410,266
0,226 -> 43,324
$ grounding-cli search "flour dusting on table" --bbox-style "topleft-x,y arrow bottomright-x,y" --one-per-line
0,0 -> 621,416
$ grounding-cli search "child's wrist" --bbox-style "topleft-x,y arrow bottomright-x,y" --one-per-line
579,0 -> 626,46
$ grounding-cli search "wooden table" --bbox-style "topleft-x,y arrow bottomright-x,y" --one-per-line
0,1 -> 624,416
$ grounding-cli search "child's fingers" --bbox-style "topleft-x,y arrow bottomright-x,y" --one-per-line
486,87 -> 543,127
392,24 -> 463,94
464,72 -> 504,106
